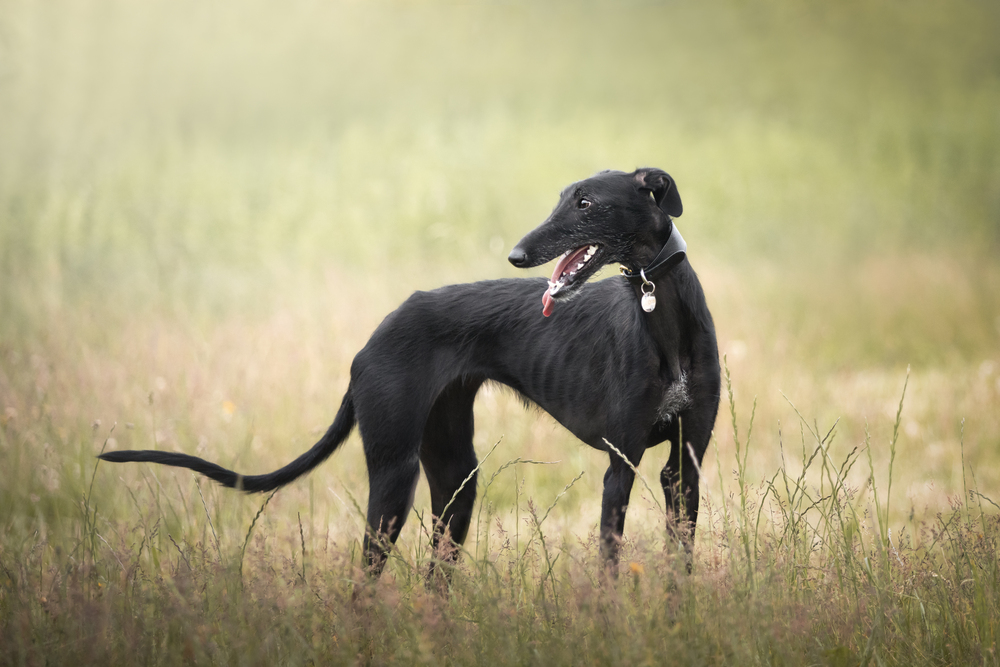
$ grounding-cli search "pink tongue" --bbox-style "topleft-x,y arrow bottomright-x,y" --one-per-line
542,292 -> 555,317
541,247 -> 588,317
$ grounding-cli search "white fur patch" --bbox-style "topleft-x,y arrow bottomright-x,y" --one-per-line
657,372 -> 692,423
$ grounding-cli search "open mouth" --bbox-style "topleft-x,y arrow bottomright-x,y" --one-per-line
542,244 -> 601,317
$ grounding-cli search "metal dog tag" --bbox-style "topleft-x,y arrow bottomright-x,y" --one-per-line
641,292 -> 656,312
639,269 -> 656,312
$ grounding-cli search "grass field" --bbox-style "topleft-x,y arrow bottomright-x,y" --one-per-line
2,1 -> 1000,664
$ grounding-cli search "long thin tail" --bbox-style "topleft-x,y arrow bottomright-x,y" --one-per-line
99,390 -> 356,493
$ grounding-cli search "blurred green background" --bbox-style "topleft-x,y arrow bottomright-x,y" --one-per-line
1,0 -> 999,540
2,0 -> 998,358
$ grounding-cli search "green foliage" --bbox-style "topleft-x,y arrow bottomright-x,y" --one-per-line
2,0 -> 999,364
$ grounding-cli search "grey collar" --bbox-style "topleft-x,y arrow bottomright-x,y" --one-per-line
620,221 -> 687,284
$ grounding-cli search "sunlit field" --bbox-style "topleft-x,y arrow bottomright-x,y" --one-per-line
2,1 -> 1000,664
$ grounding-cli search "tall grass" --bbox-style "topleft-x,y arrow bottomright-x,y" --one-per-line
3,374 -> 998,665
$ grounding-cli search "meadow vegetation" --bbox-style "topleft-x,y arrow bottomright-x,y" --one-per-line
1,1 -> 999,664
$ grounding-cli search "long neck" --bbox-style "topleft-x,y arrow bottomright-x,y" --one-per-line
629,259 -> 714,384
635,269 -> 684,378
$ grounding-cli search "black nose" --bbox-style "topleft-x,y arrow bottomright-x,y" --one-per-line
508,247 -> 528,267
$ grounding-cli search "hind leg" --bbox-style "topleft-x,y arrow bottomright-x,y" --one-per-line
420,378 -> 482,574
362,455 -> 421,576
355,394 -> 426,575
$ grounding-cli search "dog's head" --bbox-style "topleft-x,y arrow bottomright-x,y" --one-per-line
508,168 -> 682,316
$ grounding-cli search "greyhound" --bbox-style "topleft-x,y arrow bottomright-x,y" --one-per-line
100,168 -> 721,575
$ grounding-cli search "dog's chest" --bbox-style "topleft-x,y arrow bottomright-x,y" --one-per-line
656,372 -> 691,423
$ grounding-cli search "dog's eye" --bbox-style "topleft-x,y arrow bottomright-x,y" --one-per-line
578,199 -> 592,209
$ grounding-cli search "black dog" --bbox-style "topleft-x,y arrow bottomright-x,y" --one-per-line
101,168 -> 721,575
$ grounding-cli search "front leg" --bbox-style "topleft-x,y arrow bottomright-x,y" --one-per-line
659,409 -> 714,567
600,456 -> 638,571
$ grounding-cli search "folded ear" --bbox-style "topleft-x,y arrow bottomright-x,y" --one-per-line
634,168 -> 683,218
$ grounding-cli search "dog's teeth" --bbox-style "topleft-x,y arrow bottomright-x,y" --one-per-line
576,262 -> 585,271
589,245 -> 597,252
